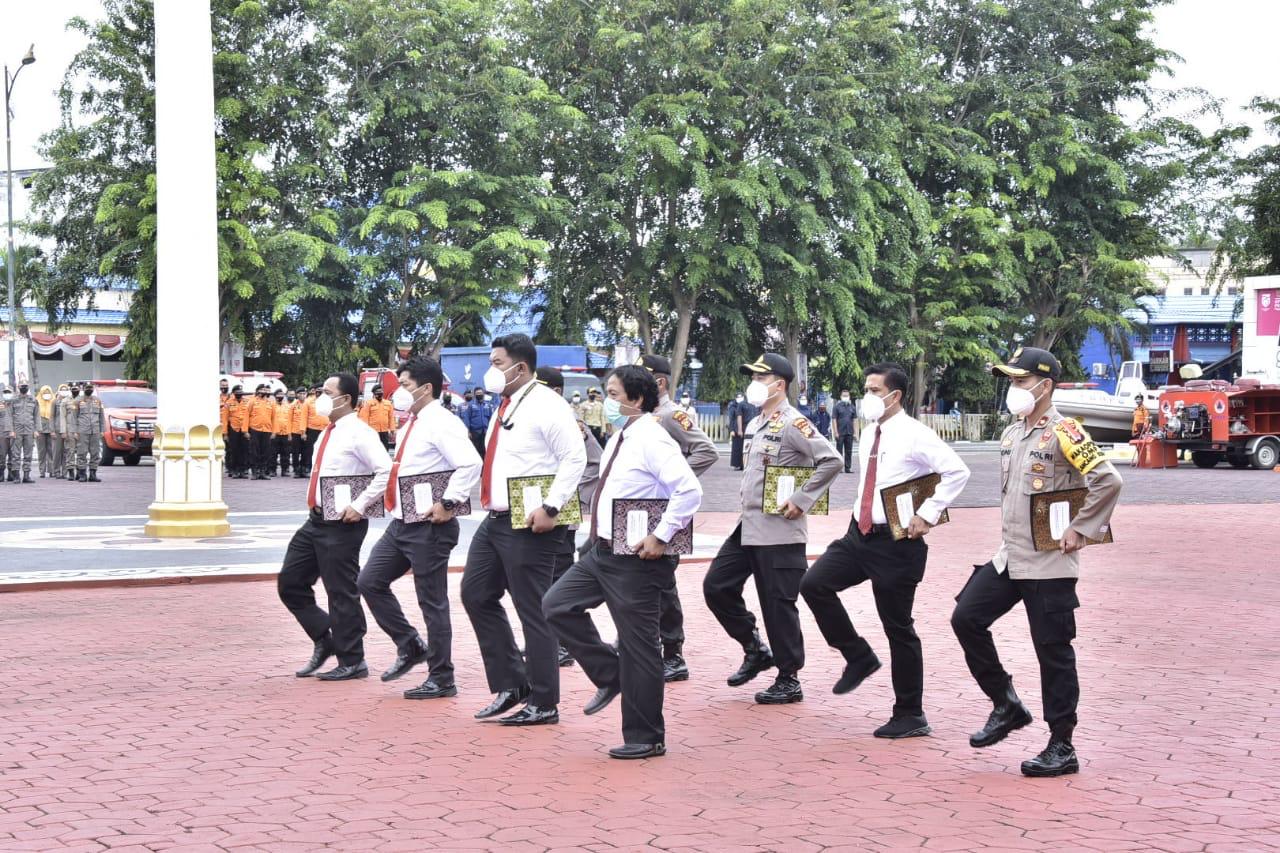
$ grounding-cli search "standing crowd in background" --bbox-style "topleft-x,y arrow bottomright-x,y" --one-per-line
0,381 -> 106,483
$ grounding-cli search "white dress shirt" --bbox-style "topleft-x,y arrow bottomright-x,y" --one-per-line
483,380 -> 588,512
593,414 -> 702,542
311,412 -> 393,515
389,398 -> 483,520
854,410 -> 971,526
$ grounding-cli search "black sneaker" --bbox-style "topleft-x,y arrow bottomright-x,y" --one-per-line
663,653 -> 689,682
873,715 -> 932,739
558,645 -> 575,667
833,654 -> 881,695
1021,736 -> 1080,777
754,673 -> 803,705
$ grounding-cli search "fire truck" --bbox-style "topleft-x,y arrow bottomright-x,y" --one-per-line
1154,275 -> 1280,469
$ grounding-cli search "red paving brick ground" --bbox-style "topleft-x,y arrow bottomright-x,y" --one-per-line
2,502 -> 1278,851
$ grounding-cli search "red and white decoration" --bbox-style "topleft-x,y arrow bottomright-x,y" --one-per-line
29,333 -> 125,357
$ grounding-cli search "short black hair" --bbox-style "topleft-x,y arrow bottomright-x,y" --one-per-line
332,372 -> 360,405
535,365 -> 564,391
491,333 -> 537,371
609,365 -> 660,413
865,362 -> 909,396
398,356 -> 443,396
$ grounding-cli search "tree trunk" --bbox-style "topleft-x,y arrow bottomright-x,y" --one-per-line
669,288 -> 694,391
782,323 -> 801,403
909,296 -> 926,415
386,260 -> 419,366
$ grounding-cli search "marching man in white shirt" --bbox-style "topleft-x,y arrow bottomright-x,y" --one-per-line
543,365 -> 702,760
280,372 -> 392,682
462,334 -> 587,726
357,356 -> 482,699
800,363 -> 970,738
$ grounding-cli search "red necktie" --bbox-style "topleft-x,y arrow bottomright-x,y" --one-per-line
587,429 -> 626,542
306,424 -> 335,509
384,414 -> 417,511
479,397 -> 511,509
858,425 -> 882,535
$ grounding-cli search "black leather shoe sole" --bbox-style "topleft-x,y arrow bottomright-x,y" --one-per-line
609,743 -> 666,760
584,686 -> 621,716
833,657 -> 882,695
316,665 -> 369,681
380,647 -> 431,682
404,683 -> 458,700
874,722 -> 932,739
475,688 -> 529,720
970,707 -> 1034,748
754,689 -> 803,705
1021,756 -> 1080,777
499,708 -> 559,726
663,668 -> 690,683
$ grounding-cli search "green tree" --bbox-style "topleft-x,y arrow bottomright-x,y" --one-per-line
1211,98 -> 1280,281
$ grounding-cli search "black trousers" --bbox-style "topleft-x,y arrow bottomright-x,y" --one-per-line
951,561 -> 1080,736
358,517 -> 460,680
469,430 -> 487,458
729,435 -> 744,469
544,542 -> 674,744
228,430 -> 249,474
277,514 -> 370,665
461,516 -> 569,707
835,433 -> 854,472
659,569 -> 685,657
305,428 -> 321,472
801,525 -> 928,717
290,434 -> 306,473
251,429 -> 272,475
703,525 -> 807,676
273,435 -> 291,473
378,431 -> 392,450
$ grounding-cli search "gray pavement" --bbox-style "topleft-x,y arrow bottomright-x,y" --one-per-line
1,447 -> 1276,582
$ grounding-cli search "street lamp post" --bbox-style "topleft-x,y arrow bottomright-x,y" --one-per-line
4,44 -> 35,391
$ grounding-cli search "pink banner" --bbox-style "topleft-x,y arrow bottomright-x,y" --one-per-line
1260,289 -> 1280,337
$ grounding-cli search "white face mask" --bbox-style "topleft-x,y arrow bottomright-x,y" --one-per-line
484,363 -> 520,395
735,395 -> 744,403
841,394 -> 851,403
681,397 -> 690,405
1005,380 -> 1049,417
861,391 -> 894,421
313,393 -> 341,418
745,379 -> 774,408
798,396 -> 808,406
391,386 -> 420,412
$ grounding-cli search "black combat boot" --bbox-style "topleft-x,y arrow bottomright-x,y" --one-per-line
727,632 -> 775,687
970,680 -> 1034,748
1021,726 -> 1079,777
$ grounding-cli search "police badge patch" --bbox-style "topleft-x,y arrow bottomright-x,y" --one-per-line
793,418 -> 815,439
672,410 -> 694,431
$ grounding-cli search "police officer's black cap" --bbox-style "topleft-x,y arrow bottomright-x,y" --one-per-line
992,346 -> 1061,381
535,366 -> 564,390
740,353 -> 796,382
232,384 -> 243,393
635,354 -> 673,377
295,386 -> 306,394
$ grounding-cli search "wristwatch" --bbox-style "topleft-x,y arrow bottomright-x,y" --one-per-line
541,504 -> 560,518
440,499 -> 458,512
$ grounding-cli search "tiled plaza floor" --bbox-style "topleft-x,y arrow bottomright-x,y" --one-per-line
0,503 -> 1277,851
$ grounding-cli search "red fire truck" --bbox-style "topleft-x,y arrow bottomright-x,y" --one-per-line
1156,378 -> 1280,469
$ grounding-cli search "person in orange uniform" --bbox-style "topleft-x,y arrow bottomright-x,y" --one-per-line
290,387 -> 309,478
305,387 -> 328,476
272,389 -> 293,476
226,385 -> 251,479
359,384 -> 396,450
248,384 -> 277,480
1130,395 -> 1149,438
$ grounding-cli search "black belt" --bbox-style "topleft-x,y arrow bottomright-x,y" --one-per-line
856,523 -> 892,536
488,510 -> 511,520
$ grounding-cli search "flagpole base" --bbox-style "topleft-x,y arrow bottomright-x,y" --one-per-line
144,423 -> 232,539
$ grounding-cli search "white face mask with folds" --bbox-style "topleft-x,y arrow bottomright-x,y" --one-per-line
1006,379 -> 1049,417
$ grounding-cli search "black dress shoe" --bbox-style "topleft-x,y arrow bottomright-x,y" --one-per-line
558,645 -> 575,667
727,634 -> 775,687
833,654 -> 882,695
584,685 -> 620,715
403,678 -> 458,700
499,704 -> 559,726
316,661 -> 369,681
970,683 -> 1034,748
1021,736 -> 1079,777
475,685 -> 530,720
663,653 -> 689,683
380,639 -> 431,682
88,472 -> 101,482
609,743 -> 666,760
874,714 -> 932,739
295,639 -> 335,677
22,473 -> 33,483
755,673 -> 803,704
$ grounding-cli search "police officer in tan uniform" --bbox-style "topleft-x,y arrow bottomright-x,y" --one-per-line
951,346 -> 1122,777
73,384 -> 107,482
637,354 -> 718,683
703,354 -> 841,704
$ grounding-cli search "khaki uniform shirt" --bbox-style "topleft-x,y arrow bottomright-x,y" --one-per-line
655,395 -> 718,477
10,395 -> 37,435
0,400 -> 12,434
58,398 -> 77,434
739,403 -> 841,546
74,398 -> 106,434
993,406 -> 1123,580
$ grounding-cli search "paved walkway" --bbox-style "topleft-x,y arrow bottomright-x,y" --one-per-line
1,503 -> 1276,851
